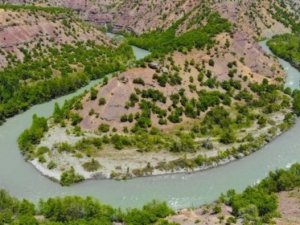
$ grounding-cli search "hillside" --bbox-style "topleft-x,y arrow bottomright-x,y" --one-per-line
168,163 -> 300,225
4,0 -> 298,35
0,4 -> 135,124
0,4 -> 110,67
0,0 -> 298,185
0,0 -> 299,223
14,0 -> 300,184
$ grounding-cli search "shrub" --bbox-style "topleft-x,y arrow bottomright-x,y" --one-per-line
60,167 -> 84,186
47,161 -> 57,170
90,88 -> 98,100
208,59 -> 215,67
220,130 -> 236,144
82,159 -> 101,172
18,115 -> 48,155
98,124 -> 110,133
293,91 -> 300,116
98,97 -> 106,105
133,78 -> 145,86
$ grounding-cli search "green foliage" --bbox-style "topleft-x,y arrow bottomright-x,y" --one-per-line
0,163 -> 300,224
82,159 -> 101,172
70,113 -> 82,126
90,88 -> 98,100
99,124 -> 110,133
0,187 -> 175,224
128,12 -> 230,58
226,163 -> 300,223
141,89 -> 166,103
0,42 -> 133,124
293,90 -> 300,116
220,129 -> 236,144
270,3 -> 300,33
39,196 -> 115,223
133,78 -> 145,86
0,190 -> 36,224
0,3 -> 73,15
124,201 -> 173,225
18,115 -> 48,156
60,168 -> 84,186
99,97 -> 106,106
169,133 -> 196,153
268,34 -> 300,70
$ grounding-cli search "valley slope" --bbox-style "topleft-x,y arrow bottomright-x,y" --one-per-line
13,0 -> 300,184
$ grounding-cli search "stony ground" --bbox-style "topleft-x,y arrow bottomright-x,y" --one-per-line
168,204 -> 242,225
167,189 -> 300,225
275,189 -> 300,225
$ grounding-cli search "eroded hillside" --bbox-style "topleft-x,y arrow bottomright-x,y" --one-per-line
16,3 -> 299,184
0,4 -> 110,67
0,5 -> 135,124
1,0 -> 299,185
5,0 -> 299,36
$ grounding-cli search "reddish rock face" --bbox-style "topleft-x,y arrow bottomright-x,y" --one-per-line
0,8 -> 110,67
4,0 -> 203,34
6,0 -> 300,36
4,0 -> 299,35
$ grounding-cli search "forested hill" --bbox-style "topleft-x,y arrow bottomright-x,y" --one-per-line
1,0 -> 299,125
0,4 -> 134,124
15,0 -> 300,183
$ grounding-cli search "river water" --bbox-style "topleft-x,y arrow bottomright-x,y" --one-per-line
0,41 -> 299,210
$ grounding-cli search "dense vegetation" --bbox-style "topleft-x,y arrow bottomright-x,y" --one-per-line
267,34 -> 300,70
0,41 -> 134,125
128,12 -> 231,58
0,191 -> 175,225
18,115 -> 48,157
268,0 -> 300,71
18,75 -> 296,182
222,163 -> 300,224
0,3 -> 73,15
18,35 -> 299,181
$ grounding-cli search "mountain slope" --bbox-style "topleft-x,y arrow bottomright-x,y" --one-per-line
0,4 -> 134,124
17,2 -> 298,183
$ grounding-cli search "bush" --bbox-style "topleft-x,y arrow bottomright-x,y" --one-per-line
133,78 -> 145,86
124,201 -> 173,225
60,167 -> 84,186
99,124 -> 110,133
90,88 -> 98,100
47,161 -> 57,170
18,115 -> 48,155
99,97 -> 106,105
293,91 -> 300,116
39,196 -> 114,223
220,130 -> 236,144
82,159 -> 101,172
208,59 -> 215,67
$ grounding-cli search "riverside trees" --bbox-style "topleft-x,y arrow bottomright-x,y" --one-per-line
0,40 -> 133,125
0,191 -> 175,225
1,164 -> 300,224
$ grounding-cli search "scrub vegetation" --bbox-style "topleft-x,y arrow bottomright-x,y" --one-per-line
17,0 -> 300,183
0,4 -> 134,125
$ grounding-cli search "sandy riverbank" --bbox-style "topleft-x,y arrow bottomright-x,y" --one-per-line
29,116 -> 292,184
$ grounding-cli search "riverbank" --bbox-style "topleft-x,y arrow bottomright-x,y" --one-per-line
28,107 -> 294,184
0,38 -> 299,209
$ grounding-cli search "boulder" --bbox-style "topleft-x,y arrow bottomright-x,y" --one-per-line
148,62 -> 160,70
